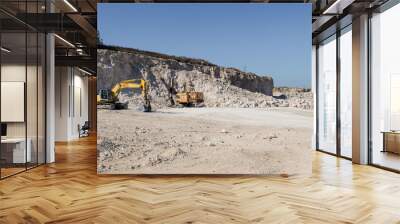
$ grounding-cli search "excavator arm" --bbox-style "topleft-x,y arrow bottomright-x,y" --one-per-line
110,81 -> 142,101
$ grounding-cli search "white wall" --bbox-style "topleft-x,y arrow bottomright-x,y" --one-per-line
2,63 -> 46,164
55,67 -> 70,141
70,72 -> 89,138
55,67 -> 89,141
1,64 -> 34,135
1,64 -> 26,81
1,65 -> 26,139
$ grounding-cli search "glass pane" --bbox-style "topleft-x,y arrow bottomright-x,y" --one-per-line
317,35 -> 337,154
371,4 -> 400,171
38,33 -> 45,165
1,31 -> 27,177
27,31 -> 38,169
340,27 -> 352,158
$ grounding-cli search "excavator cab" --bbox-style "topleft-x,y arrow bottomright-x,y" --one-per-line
97,89 -> 110,103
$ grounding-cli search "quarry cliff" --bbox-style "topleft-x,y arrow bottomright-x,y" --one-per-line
98,45 -> 273,95
97,45 -> 312,110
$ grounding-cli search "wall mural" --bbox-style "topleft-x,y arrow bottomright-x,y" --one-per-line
97,3 -> 313,174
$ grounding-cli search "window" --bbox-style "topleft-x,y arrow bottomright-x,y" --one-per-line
370,3 -> 400,171
0,2 -> 46,179
339,26 -> 352,158
317,35 -> 337,154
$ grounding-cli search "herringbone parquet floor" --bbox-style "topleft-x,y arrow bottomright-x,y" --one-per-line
1,135 -> 400,223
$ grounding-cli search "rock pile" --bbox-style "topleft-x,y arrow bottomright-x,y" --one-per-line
273,87 -> 313,110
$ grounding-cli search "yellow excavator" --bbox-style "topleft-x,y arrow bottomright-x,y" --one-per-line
97,79 -> 151,112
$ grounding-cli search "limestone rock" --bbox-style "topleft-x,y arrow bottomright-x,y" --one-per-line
97,45 -> 313,110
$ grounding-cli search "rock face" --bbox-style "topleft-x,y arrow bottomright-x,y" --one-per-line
97,45 -> 312,110
98,46 -> 273,103
216,67 -> 274,95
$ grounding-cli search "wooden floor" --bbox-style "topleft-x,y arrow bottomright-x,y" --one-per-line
1,135 -> 400,223
372,150 -> 400,171
0,167 -> 26,178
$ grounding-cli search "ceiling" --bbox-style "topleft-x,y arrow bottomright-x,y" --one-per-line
0,0 -> 97,74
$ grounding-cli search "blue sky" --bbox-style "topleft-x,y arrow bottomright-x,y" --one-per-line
98,4 -> 311,88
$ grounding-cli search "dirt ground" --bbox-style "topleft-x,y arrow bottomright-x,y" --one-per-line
97,107 -> 313,175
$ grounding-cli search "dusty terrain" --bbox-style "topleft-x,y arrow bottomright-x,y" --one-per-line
98,107 -> 313,175
97,45 -> 313,175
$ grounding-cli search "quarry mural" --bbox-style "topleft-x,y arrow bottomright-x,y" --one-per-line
97,4 -> 312,174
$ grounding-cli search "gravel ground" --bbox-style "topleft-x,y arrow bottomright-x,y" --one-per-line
97,107 -> 313,175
